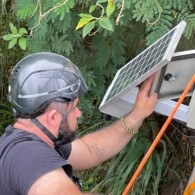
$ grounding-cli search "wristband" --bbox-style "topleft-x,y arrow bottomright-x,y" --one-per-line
120,116 -> 139,134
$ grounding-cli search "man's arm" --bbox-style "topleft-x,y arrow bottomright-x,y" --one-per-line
28,167 -> 93,195
68,75 -> 158,170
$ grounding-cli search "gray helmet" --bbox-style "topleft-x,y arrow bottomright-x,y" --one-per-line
8,52 -> 88,118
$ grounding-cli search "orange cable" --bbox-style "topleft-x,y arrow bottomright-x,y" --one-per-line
184,182 -> 195,195
122,74 -> 195,195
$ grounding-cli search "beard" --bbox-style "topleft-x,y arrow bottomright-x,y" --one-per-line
59,119 -> 77,144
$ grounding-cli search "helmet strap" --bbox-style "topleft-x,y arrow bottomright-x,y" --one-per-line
60,101 -> 74,125
31,118 -> 58,143
56,102 -> 74,145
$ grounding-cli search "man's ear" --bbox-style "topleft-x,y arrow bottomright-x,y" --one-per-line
46,109 -> 62,128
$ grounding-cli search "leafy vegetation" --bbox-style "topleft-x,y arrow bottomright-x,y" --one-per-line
1,0 -> 195,194
3,22 -> 28,50
0,0 -> 24,135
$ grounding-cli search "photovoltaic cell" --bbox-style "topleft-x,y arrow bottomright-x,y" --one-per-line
99,21 -> 186,111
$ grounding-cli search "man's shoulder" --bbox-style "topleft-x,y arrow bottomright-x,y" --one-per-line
0,127 -> 69,195
0,125 -> 63,166
1,125 -> 47,156
8,135 -> 58,162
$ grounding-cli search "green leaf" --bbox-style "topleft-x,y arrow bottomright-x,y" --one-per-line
16,2 -> 37,20
3,34 -> 14,41
79,13 -> 94,18
99,17 -> 113,31
106,0 -> 115,17
97,0 -> 107,3
8,38 -> 17,49
18,37 -> 27,50
89,5 -> 96,13
64,0 -> 75,13
76,17 -> 95,30
63,40 -> 73,56
9,23 -> 18,35
82,21 -> 96,38
19,28 -> 28,36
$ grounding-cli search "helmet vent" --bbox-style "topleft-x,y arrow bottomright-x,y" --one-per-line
70,86 -> 74,91
48,90 -> 57,94
13,67 -> 21,76
37,71 -> 64,78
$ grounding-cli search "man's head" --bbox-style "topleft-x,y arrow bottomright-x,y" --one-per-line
8,52 -> 88,118
42,97 -> 82,143
8,52 -> 88,144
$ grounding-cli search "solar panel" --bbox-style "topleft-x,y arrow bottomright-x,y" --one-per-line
99,21 -> 186,115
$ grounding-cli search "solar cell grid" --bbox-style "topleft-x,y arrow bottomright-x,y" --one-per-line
99,21 -> 186,110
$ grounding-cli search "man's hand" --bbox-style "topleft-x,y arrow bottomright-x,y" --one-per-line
68,75 -> 158,171
131,75 -> 158,121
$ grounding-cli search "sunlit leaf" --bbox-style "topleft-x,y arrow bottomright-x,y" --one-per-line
18,37 -> 27,50
9,23 -> 17,35
99,17 -> 113,31
76,17 -> 95,30
82,21 -> 96,38
89,5 -> 96,13
79,13 -> 94,18
3,34 -> 14,41
97,0 -> 108,3
97,0 -> 107,3
8,38 -> 17,49
106,0 -> 115,17
19,28 -> 28,36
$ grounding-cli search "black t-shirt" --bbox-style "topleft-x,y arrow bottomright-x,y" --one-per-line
0,125 -> 72,195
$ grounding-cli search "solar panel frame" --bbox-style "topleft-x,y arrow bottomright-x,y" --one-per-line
99,21 -> 186,112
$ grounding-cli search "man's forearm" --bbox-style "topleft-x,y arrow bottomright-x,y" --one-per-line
69,76 -> 157,170
69,111 -> 143,170
81,111 -> 143,163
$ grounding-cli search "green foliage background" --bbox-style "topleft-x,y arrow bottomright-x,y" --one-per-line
1,0 -> 195,194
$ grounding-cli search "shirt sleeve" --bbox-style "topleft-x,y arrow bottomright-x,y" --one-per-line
56,143 -> 72,160
5,140 -> 68,195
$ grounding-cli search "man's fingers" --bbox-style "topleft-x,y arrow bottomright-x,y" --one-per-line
140,75 -> 155,94
148,92 -> 158,105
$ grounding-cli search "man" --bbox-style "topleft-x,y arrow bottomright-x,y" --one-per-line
0,52 -> 157,195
